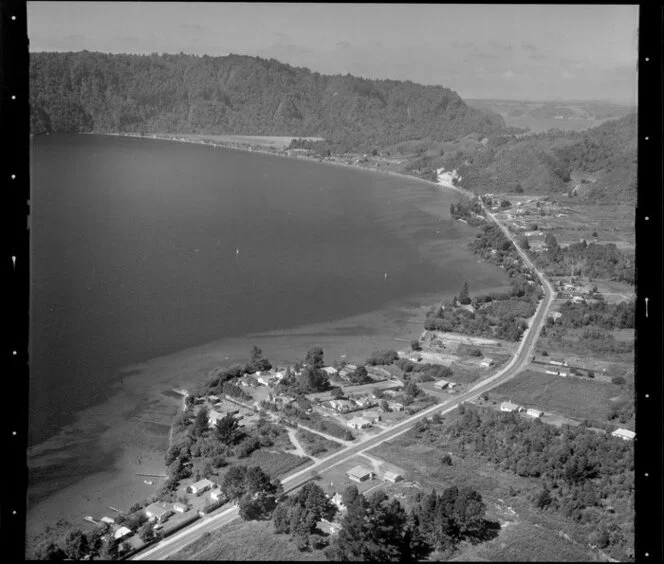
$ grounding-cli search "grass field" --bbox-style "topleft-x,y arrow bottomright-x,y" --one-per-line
296,429 -> 344,457
236,449 -> 312,479
450,521 -> 596,562
168,519 -> 327,561
491,369 -> 621,423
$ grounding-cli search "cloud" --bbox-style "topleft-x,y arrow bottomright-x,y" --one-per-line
180,24 -> 209,33
39,34 -> 87,51
467,46 -> 501,61
488,39 -> 512,51
450,40 -> 474,49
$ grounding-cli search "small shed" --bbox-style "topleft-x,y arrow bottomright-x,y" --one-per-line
434,379 -> 450,390
384,471 -> 404,483
347,465 -> 374,482
173,502 -> 189,513
479,358 -> 495,368
100,516 -> 115,525
210,488 -> 225,501
526,408 -> 543,418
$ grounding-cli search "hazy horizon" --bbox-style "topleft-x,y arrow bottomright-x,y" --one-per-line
28,2 -> 638,105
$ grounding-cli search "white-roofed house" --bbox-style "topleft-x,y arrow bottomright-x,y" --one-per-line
500,401 -> 520,413
321,366 -> 338,376
207,409 -> 225,427
210,488 -> 225,501
611,428 -> 636,441
173,502 -> 189,513
100,516 -> 115,525
434,379 -> 450,390
189,478 -> 215,495
113,526 -> 133,541
145,502 -> 173,523
348,417 -> 372,429
347,465 -> 374,482
479,358 -> 495,369
526,408 -> 543,418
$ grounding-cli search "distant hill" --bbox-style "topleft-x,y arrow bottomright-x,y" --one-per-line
443,113 -> 637,203
29,51 -> 504,150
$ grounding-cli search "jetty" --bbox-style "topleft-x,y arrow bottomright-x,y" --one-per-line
136,472 -> 168,478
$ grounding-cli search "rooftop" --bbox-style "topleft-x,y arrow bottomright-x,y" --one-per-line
347,465 -> 373,479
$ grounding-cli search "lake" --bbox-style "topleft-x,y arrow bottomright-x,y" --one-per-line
29,134 -> 506,446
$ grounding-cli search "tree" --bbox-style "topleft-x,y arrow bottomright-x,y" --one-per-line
250,345 -> 263,362
350,365 -> 371,384
544,232 -> 559,251
62,529 -> 89,560
138,521 -> 154,543
519,236 -> 530,250
222,466 -> 249,501
293,482 -> 336,522
411,339 -> 422,351
34,542 -> 67,560
331,387 -> 344,399
215,412 -> 242,446
192,405 -> 209,437
305,347 -> 325,369
459,281 -> 471,305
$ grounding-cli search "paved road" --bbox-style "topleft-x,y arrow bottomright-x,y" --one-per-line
133,202 -> 555,561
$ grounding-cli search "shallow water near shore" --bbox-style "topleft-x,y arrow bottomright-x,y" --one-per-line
27,134 -> 509,541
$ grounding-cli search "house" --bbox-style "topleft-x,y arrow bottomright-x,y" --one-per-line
255,374 -> 271,386
330,399 -> 354,412
113,526 -> 133,541
545,370 -> 558,375
387,401 -> 404,412
611,428 -> 636,441
526,408 -> 543,418
479,358 -> 495,368
353,396 -> 376,409
347,465 -> 374,482
210,488 -> 225,501
100,516 -> 115,525
189,478 -> 215,495
348,416 -> 372,429
548,312 -> 563,321
207,409 -> 224,427
321,366 -> 338,376
434,379 -> 451,390
318,519 -> 342,535
145,502 -> 173,523
173,502 -> 189,513
559,372 -> 568,378
571,296 -> 586,304
500,401 -> 520,413
207,395 -> 220,403
329,493 -> 346,511
384,471 -> 404,483
367,365 -> 391,379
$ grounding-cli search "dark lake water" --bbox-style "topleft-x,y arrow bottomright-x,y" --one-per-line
29,134 -> 504,445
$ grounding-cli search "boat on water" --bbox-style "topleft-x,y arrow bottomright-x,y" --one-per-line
84,516 -> 97,524
144,480 -> 153,485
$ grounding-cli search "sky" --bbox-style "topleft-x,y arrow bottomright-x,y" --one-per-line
28,2 -> 639,104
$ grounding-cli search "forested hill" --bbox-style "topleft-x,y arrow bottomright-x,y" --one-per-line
29,51 -> 504,150
442,113 -> 637,203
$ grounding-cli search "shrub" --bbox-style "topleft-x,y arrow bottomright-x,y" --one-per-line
611,376 -> 626,386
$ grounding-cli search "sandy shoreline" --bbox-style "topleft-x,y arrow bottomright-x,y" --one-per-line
26,135 -> 490,549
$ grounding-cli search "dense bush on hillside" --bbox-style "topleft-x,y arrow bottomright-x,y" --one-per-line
444,114 -> 636,203
414,405 -> 633,559
29,51 -> 504,150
